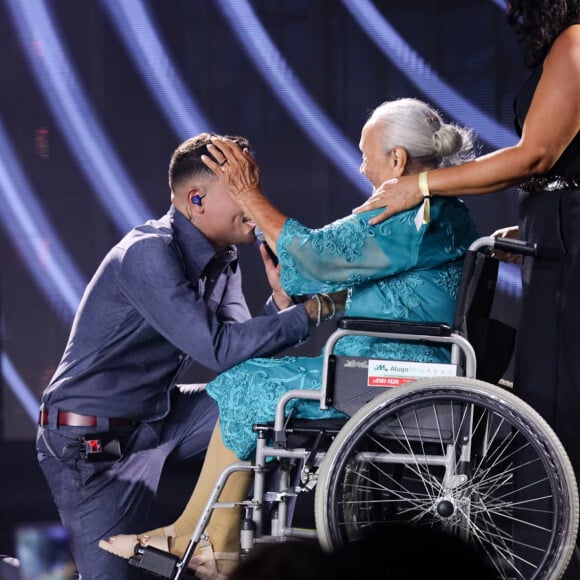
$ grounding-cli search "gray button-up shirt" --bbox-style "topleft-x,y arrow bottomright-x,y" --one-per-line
42,206 -> 310,421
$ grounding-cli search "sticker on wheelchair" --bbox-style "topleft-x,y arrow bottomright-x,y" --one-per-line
367,360 -> 458,387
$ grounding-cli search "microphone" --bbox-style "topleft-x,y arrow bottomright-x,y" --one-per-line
256,225 -> 306,305
255,225 -> 278,266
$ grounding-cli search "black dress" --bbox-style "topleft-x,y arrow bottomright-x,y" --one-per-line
514,62 -> 580,576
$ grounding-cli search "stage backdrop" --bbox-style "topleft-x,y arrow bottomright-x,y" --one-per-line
0,0 -> 525,440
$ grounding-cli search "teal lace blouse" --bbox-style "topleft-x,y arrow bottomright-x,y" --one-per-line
206,198 -> 478,459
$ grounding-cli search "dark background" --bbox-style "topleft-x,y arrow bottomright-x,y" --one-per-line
0,0 -> 524,559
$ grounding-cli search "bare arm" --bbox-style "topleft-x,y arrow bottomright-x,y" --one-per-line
354,25 -> 580,224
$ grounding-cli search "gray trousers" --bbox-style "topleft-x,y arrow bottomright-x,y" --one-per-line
36,389 -> 218,580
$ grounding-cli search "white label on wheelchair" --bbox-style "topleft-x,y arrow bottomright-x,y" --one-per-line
367,360 -> 458,387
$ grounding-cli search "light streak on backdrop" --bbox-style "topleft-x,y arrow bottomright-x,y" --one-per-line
106,0 -> 368,194
2,354 -> 39,423
4,0 -> 208,429
0,120 -> 83,317
216,0 -> 369,195
5,0 -> 153,233
342,0 -> 518,149
100,0 -> 212,140
490,0 -> 508,10
0,115 -> 86,424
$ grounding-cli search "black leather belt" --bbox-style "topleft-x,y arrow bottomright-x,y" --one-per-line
38,409 -> 136,428
520,175 -> 580,193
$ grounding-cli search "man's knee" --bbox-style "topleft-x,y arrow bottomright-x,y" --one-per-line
162,391 -> 219,460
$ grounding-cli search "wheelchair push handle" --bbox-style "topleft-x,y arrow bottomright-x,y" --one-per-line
493,237 -> 537,257
469,236 -> 537,257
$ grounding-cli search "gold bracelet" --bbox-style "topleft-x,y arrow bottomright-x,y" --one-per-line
418,171 -> 431,224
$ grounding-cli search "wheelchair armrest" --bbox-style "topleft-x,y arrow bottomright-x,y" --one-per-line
273,389 -> 323,448
320,319 -> 478,408
337,317 -> 453,337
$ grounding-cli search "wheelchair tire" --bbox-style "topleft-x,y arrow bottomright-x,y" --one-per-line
314,377 -> 578,580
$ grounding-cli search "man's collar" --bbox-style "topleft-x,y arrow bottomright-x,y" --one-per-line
169,205 -> 238,276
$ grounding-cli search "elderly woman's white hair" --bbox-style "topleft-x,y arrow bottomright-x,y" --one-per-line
367,98 -> 477,168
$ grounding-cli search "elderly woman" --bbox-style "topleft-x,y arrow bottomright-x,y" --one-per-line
100,98 -> 479,579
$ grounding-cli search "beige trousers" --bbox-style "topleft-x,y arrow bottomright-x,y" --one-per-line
151,422 -> 252,556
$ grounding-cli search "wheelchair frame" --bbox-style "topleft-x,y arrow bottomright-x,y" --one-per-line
131,237 -> 579,580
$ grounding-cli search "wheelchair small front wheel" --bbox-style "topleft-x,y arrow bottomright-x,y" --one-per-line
314,377 -> 578,580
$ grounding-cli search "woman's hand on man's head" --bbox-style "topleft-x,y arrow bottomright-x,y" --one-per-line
201,137 -> 262,200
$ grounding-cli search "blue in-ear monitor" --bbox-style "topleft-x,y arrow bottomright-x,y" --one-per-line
191,193 -> 206,206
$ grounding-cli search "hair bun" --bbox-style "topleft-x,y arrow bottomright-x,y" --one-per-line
432,124 -> 463,157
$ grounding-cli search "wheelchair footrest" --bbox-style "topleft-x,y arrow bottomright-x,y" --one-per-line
129,545 -> 179,578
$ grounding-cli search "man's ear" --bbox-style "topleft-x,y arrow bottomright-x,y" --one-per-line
390,146 -> 409,177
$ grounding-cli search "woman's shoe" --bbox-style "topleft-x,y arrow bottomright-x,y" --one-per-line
98,525 -> 175,560
99,528 -> 239,579
188,538 -> 239,580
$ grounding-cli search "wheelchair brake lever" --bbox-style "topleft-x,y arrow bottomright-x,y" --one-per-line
300,430 -> 325,486
274,409 -> 295,448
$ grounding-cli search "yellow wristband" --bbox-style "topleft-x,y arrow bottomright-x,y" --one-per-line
418,171 -> 430,197
417,171 -> 431,224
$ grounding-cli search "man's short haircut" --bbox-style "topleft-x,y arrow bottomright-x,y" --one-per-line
168,132 -> 251,190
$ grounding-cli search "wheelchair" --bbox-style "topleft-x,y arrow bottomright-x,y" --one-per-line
131,237 -> 579,580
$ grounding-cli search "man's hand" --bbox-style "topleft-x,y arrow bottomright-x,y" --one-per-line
260,243 -> 293,310
352,176 -> 423,225
303,290 -> 347,326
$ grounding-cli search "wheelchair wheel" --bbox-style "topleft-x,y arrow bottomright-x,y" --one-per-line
315,377 -> 578,580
